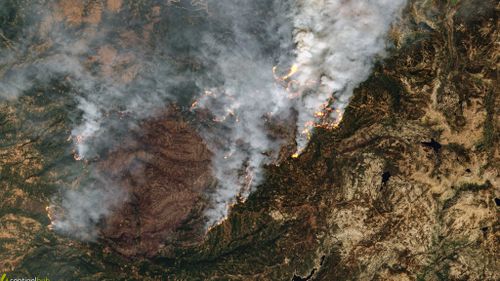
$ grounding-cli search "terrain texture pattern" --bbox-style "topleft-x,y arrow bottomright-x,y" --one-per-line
0,0 -> 498,280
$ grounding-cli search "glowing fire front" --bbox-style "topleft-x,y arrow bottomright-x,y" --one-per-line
272,64 -> 346,158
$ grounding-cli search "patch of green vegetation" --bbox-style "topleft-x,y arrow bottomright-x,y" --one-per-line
0,0 -> 22,41
446,142 -> 470,161
459,181 -> 492,192
0,0 -> 48,43
0,80 -> 82,201
476,90 -> 497,160
0,238 -> 18,249
13,244 -> 105,280
0,207 -> 50,226
442,180 -> 492,210
336,67 -> 409,140
417,235 -> 468,281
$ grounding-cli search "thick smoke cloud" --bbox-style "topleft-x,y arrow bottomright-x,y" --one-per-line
193,0 -> 408,224
0,0 -> 406,238
191,0 -> 295,225
292,0 -> 408,151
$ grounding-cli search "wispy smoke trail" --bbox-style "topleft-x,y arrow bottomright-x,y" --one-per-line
191,0 -> 295,225
48,169 -> 128,241
0,1 -> 176,238
1,0 -> 407,238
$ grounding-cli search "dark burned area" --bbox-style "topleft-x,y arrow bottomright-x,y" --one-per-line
97,109 -> 214,257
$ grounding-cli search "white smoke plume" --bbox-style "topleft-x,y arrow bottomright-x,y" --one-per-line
0,0 -> 407,238
291,0 -> 408,151
193,0 -> 408,224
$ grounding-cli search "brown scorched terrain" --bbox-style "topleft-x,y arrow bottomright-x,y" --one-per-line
99,109 -> 213,257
